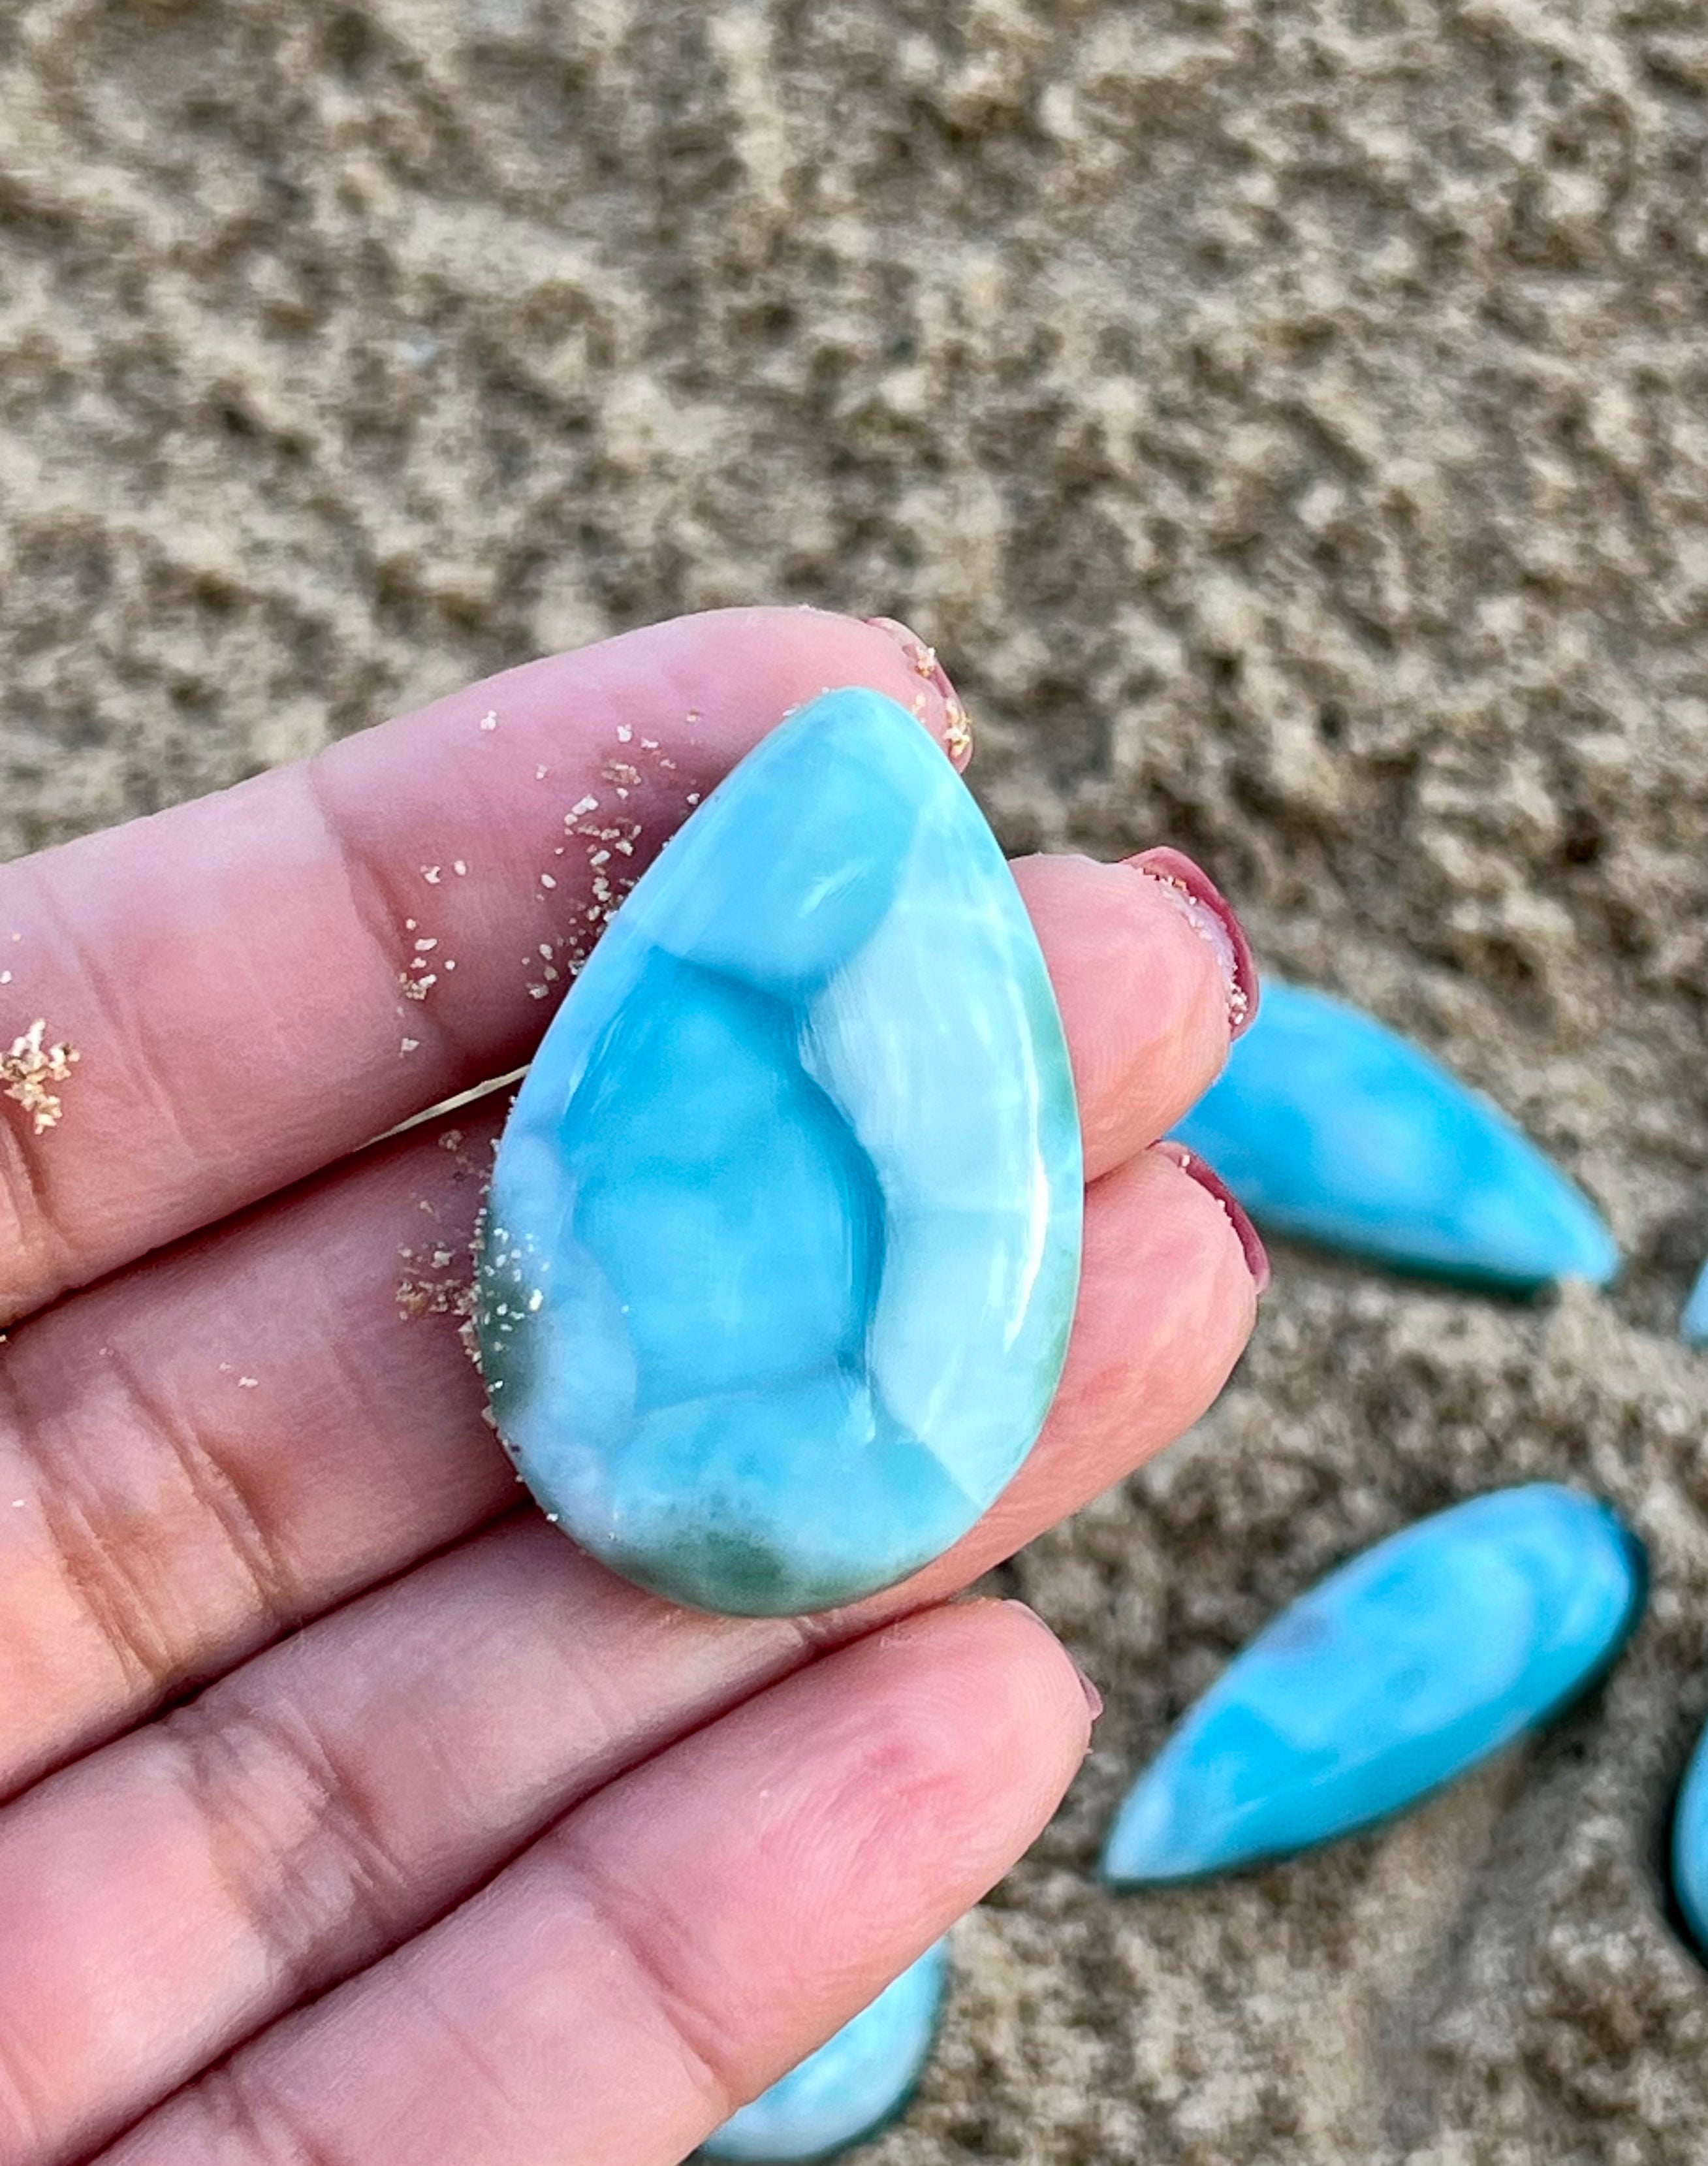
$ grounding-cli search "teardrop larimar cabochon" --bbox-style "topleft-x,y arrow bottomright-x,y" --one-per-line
1101,1484 -> 1645,1886
478,688 -> 1083,1616
699,1941 -> 949,2162
1172,983 -> 1618,1291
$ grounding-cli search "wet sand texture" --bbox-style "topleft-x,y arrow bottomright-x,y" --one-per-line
5,5 -> 1708,2159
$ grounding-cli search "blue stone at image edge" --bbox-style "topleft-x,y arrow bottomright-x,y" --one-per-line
1172,981 -> 1618,1290
699,1941 -> 949,2163
1681,1258 -> 1708,1345
477,687 -> 1083,1617
1101,1484 -> 1645,1887
1672,1719 -> 1708,1959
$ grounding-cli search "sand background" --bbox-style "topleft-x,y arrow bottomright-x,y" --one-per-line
4,0 -> 1708,2158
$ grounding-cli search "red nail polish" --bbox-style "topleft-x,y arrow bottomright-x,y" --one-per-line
864,614 -> 974,771
1154,1140 -> 1271,1293
1126,846 -> 1259,1040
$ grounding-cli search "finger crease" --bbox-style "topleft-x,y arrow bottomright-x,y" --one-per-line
171,1693 -> 418,2008
103,1336 -> 303,1652
2,1366 -> 177,1698
297,758 -> 468,1079
552,1832 -> 740,2128
195,2058 -> 360,2166
391,1963 -> 577,2154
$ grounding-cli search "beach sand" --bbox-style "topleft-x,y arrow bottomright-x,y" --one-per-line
3,3 -> 1707,2158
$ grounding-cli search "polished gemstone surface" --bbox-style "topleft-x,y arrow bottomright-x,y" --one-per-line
700,1941 -> 948,2162
1672,1721 -> 1708,1957
1172,981 -> 1618,1290
1101,1484 -> 1645,1885
1683,1260 -> 1708,1345
479,688 -> 1083,1616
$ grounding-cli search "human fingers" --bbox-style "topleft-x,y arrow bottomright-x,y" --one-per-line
0,849 -> 1247,1791
93,1601 -> 1089,2166
0,1149 -> 1252,2162
0,608 -> 968,1325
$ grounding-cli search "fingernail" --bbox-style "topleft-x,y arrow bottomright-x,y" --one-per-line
1001,1600 -> 1103,1720
1126,846 -> 1259,1040
1154,1139 -> 1271,1294
864,614 -> 975,772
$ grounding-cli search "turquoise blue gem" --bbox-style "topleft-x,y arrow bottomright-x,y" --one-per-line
1171,981 -> 1617,1290
700,1941 -> 948,2162
1682,1260 -> 1708,1344
478,688 -> 1083,1617
1101,1484 -> 1645,1885
1671,1723 -> 1708,1957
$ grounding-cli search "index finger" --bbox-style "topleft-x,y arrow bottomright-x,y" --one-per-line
0,609 -> 969,1323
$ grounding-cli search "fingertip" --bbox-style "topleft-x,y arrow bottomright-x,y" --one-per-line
974,1597 -> 1098,1759
494,605 -> 975,778
1152,1139 -> 1271,1294
919,1601 -> 1094,1835
1012,853 -> 1237,1178
857,1599 -> 1094,1803
1000,1599 -> 1103,1722
1136,1140 -> 1265,1341
859,616 -> 975,770
1055,1146 -> 1259,1459
1124,846 -> 1259,1040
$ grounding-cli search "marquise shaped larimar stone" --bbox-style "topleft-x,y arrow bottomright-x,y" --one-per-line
1101,1484 -> 1645,1886
699,1941 -> 948,2162
1171,982 -> 1618,1291
478,688 -> 1083,1616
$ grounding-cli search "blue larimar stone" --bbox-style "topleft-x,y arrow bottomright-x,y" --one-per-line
700,1941 -> 949,2162
1681,1260 -> 1708,1345
1171,981 -> 1617,1290
478,688 -> 1083,1616
1101,1484 -> 1645,1886
1671,1722 -> 1708,1957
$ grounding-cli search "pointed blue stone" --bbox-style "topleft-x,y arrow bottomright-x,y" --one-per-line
1682,1259 -> 1708,1345
700,1941 -> 949,2162
1101,1484 -> 1645,1886
477,688 -> 1083,1616
1171,981 -> 1617,1290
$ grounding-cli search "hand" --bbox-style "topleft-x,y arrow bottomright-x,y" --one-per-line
0,609 -> 1259,2166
